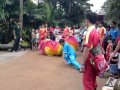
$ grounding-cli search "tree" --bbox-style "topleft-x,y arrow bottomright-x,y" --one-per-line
102,0 -> 120,22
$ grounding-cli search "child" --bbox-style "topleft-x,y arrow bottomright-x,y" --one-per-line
59,39 -> 81,70
106,37 -> 113,63
35,30 -> 40,49
55,32 -> 62,42
31,29 -> 36,51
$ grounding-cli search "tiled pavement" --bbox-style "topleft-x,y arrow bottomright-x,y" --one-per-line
0,51 -> 28,64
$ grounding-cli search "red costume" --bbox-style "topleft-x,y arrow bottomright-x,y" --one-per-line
39,28 -> 47,42
38,28 -> 47,54
115,35 -> 120,45
106,42 -> 112,63
63,27 -> 70,40
83,25 -> 108,90
50,27 -> 55,34
99,27 -> 106,48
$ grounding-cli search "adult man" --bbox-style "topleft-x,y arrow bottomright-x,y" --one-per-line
59,39 -> 81,70
80,12 -> 108,90
11,20 -> 21,52
110,21 -> 118,43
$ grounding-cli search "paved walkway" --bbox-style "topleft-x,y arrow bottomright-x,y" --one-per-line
0,50 -> 28,64
0,51 -> 107,90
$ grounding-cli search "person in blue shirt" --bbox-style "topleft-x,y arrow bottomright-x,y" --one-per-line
117,23 -> 120,36
59,39 -> 81,70
110,21 -> 118,42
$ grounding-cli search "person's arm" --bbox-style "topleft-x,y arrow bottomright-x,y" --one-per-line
102,28 -> 106,40
110,41 -> 120,59
82,47 -> 90,65
80,28 -> 93,72
113,41 -> 120,55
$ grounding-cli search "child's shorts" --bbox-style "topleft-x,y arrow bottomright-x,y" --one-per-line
110,64 -> 118,74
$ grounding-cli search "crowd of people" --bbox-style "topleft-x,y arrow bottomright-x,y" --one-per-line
31,24 -> 87,51
29,11 -> 120,90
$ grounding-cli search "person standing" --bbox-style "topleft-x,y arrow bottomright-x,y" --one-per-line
54,26 -> 62,42
98,22 -> 106,50
11,20 -> 21,52
35,29 -> 40,49
117,23 -> 120,36
80,12 -> 108,90
103,25 -> 111,52
74,25 -> 81,50
39,24 -> 47,43
110,21 -> 118,43
38,24 -> 47,53
63,24 -> 70,40
31,29 -> 36,51
49,26 -> 55,41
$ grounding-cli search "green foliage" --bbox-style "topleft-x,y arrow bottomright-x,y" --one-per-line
0,0 -> 92,44
20,40 -> 30,47
102,0 -> 120,22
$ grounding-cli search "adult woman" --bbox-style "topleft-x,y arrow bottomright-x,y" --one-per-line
39,24 -> 47,43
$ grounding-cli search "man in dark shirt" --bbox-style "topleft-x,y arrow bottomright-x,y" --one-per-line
11,20 -> 21,52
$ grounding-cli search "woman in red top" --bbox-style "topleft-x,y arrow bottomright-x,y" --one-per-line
39,24 -> 47,42
63,25 -> 70,40
38,24 -> 47,54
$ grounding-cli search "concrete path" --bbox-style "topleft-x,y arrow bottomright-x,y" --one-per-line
0,51 -> 107,90
0,51 -> 28,64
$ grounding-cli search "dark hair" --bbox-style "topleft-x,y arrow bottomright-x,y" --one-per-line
85,11 -> 97,24
59,39 -> 65,43
100,21 -> 106,27
118,23 -> 120,28
112,21 -> 117,25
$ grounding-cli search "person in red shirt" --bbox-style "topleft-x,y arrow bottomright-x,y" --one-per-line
98,22 -> 106,54
80,12 -> 108,90
106,37 -> 113,63
38,24 -> 47,53
39,24 -> 47,42
63,24 -> 70,40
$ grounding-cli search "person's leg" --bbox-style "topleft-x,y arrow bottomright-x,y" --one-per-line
15,38 -> 20,51
64,55 -> 71,64
83,57 -> 97,90
69,54 -> 81,70
11,39 -> 17,52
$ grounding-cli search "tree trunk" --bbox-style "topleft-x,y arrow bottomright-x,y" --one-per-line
20,0 -> 23,30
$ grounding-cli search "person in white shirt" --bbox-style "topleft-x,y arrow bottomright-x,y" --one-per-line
35,30 -> 40,49
31,29 -> 36,51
